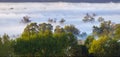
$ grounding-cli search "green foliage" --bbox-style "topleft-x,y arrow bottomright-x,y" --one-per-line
114,24 -> 120,40
104,39 -> 120,57
54,25 -> 65,33
0,34 -> 13,57
13,23 -> 78,56
21,23 -> 38,40
93,20 -> 114,37
89,36 -> 120,57
70,45 -> 89,57
89,36 -> 109,57
85,35 -> 94,49
1,21 -> 120,57
64,25 -> 80,35
38,23 -> 53,32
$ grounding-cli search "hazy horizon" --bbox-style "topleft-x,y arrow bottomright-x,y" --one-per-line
0,3 -> 120,39
0,0 -> 119,3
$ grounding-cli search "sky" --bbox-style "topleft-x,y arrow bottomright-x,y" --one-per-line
0,0 -> 119,3
0,3 -> 120,37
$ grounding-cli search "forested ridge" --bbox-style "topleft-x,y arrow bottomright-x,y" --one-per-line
0,20 -> 120,57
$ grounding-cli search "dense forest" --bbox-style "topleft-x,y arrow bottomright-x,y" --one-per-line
0,19 -> 120,57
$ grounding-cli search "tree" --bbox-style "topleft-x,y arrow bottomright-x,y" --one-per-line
48,18 -> 57,23
70,45 -> 89,57
38,23 -> 53,32
13,22 -> 78,56
89,37 -> 120,57
13,38 -> 31,56
14,30 -> 74,56
114,24 -> 120,40
98,17 -> 104,22
89,36 -> 109,57
0,34 -> 13,57
21,16 -> 31,23
93,20 -> 114,37
48,18 -> 53,23
82,13 -> 95,22
21,23 -> 38,40
59,18 -> 65,24
64,25 -> 80,35
54,25 -> 65,33
85,35 -> 95,49
104,39 -> 120,57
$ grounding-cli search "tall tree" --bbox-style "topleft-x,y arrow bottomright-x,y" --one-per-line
0,34 -> 13,56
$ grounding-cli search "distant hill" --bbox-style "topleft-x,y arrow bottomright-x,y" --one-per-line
0,0 -> 120,3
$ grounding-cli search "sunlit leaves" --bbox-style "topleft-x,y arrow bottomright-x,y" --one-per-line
114,24 -> 120,40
